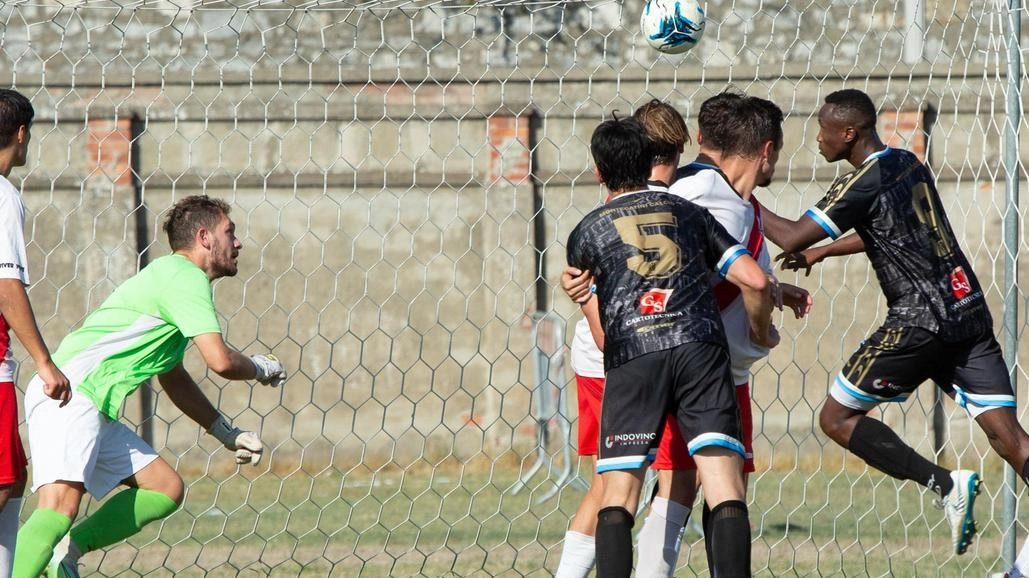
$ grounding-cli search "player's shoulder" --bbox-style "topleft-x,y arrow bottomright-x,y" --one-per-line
669,165 -> 720,202
0,176 -> 20,203
141,254 -> 207,285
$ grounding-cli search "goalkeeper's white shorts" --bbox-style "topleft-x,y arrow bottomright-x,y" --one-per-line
24,378 -> 159,498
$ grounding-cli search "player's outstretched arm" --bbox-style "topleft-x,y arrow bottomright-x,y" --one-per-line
724,254 -> 779,348
0,278 -> 71,405
157,363 -> 221,427
759,205 -> 828,254
157,363 -> 264,465
192,332 -> 286,386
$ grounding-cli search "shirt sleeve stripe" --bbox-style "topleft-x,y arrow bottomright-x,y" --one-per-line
804,207 -> 842,240
716,245 -> 748,278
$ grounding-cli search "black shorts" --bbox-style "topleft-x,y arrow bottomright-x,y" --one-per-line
830,326 -> 1013,416
597,341 -> 743,473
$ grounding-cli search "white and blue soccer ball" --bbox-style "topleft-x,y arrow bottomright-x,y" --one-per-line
640,0 -> 706,55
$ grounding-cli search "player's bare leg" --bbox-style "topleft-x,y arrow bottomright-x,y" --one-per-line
12,481 -> 83,578
693,448 -> 749,578
555,457 -> 604,578
976,407 -> 1029,577
820,396 -> 980,553
61,457 -> 182,569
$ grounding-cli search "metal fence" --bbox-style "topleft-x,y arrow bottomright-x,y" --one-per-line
1,1 -> 1027,576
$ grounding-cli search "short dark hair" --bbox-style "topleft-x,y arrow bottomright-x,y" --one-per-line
698,90 -> 783,157
633,99 -> 691,166
590,116 -> 652,193
163,195 -> 232,251
824,89 -> 877,129
0,89 -> 34,149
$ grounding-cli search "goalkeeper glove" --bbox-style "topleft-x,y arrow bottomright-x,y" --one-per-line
251,354 -> 286,387
207,415 -> 264,466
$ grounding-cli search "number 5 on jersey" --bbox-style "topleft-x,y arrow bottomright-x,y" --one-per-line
613,212 -> 681,279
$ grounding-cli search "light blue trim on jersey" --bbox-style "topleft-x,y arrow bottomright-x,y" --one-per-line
716,245 -> 748,278
862,146 -> 892,165
829,374 -> 910,411
687,433 -> 745,457
804,207 -> 842,240
951,384 -> 1016,410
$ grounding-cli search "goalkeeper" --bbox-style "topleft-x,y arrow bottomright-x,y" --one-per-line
12,195 -> 287,578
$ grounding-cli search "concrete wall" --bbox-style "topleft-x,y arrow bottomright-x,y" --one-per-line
0,1 -> 1024,472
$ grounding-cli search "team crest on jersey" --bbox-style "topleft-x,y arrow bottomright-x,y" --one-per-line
950,266 -> 971,300
640,288 -> 673,314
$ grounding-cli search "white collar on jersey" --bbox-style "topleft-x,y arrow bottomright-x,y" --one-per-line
862,146 -> 892,165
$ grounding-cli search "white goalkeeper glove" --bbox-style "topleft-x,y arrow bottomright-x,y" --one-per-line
251,354 -> 286,387
207,415 -> 264,466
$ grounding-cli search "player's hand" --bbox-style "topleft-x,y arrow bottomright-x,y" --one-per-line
251,354 -> 286,387
776,248 -> 824,276
207,415 -> 265,466
779,283 -> 813,319
561,267 -> 594,304
38,360 -> 71,408
231,431 -> 264,466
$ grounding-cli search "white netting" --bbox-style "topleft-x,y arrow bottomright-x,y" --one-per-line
1,1 -> 1027,576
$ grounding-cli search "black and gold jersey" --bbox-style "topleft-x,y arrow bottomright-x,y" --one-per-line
805,147 -> 992,341
567,189 -> 746,371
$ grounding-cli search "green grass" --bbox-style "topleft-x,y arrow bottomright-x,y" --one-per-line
47,460 -> 1022,578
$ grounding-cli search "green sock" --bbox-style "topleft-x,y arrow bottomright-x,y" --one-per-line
70,489 -> 178,553
13,509 -> 72,578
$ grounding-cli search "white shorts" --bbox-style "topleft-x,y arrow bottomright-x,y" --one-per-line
24,377 -> 159,499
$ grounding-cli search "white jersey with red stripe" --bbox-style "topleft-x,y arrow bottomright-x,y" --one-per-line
0,176 -> 31,383
670,162 -> 772,385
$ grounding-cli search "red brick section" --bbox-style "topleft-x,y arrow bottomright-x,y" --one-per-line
87,118 -> 132,186
881,110 -> 926,163
488,115 -> 530,185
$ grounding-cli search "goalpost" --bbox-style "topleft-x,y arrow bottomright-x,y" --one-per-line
0,1 -> 1025,576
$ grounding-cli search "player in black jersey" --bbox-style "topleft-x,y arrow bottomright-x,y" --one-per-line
567,116 -> 777,578
762,88 -> 1029,562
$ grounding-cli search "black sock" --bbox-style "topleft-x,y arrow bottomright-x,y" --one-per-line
595,506 -> 635,578
1020,457 -> 1029,488
848,416 -> 953,497
708,500 -> 751,578
701,502 -> 714,575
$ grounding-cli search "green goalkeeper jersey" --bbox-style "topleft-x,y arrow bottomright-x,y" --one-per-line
48,254 -> 222,420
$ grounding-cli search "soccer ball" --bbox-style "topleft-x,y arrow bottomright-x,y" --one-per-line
640,0 -> 706,55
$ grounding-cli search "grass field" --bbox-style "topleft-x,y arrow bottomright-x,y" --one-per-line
42,455 -> 1024,578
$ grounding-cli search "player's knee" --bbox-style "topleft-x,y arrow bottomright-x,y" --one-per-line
980,409 -> 1029,464
164,475 -> 185,506
984,426 -> 1025,465
148,472 -> 185,506
818,405 -> 853,444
